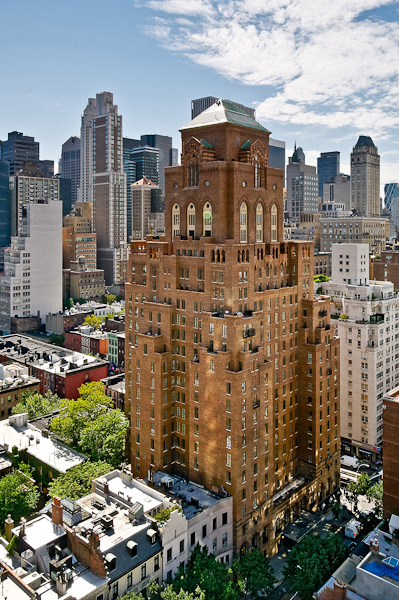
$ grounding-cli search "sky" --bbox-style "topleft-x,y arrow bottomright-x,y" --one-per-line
2,0 -> 399,196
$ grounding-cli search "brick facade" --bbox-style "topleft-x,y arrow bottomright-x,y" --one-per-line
125,110 -> 340,554
383,389 -> 399,518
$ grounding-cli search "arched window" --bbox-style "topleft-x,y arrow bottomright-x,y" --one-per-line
271,204 -> 277,242
187,204 -> 196,237
240,202 -> 247,243
203,202 -> 212,236
172,203 -> 180,237
254,154 -> 262,188
256,203 -> 263,242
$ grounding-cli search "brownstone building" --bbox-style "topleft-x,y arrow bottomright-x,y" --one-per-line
372,250 -> 399,289
382,387 -> 399,519
124,100 -> 340,555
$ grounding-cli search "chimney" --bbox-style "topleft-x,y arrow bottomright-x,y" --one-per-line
4,514 -> 14,541
103,481 -> 109,495
333,581 -> 347,600
52,496 -> 63,526
370,536 -> 380,555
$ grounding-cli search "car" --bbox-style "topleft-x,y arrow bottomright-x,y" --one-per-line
348,541 -> 357,552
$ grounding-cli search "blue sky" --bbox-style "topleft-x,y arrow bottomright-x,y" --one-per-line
2,0 -> 399,195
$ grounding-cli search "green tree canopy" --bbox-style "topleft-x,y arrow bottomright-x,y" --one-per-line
283,535 -> 347,600
47,461 -> 113,501
0,465 -> 40,526
12,391 -> 62,419
233,550 -> 275,597
119,580 -> 205,600
105,293 -> 117,305
173,545 -> 238,600
49,333 -> 65,347
50,382 -> 112,447
83,314 -> 104,330
79,409 -> 129,468
314,274 -> 329,282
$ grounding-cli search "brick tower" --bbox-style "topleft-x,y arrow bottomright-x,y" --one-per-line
125,100 -> 340,555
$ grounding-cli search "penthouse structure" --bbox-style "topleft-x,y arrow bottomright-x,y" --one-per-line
125,99 -> 341,554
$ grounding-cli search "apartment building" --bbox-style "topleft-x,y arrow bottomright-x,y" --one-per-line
320,216 -> 389,254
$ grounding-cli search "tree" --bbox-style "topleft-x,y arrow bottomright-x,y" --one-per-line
47,461 -> 113,501
83,314 -> 104,330
233,549 -> 275,598
105,293 -> 117,305
173,545 -> 238,600
283,535 -> 347,600
119,580 -> 205,600
50,382 -> 112,447
0,466 -> 40,527
49,333 -> 65,347
367,481 -> 383,518
13,390 -> 61,419
314,274 -> 329,282
79,409 -> 129,468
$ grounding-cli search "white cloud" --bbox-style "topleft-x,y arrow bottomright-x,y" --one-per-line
145,0 -> 399,136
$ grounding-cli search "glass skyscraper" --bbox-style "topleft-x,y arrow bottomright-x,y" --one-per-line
123,138 -> 141,241
1,131 -> 39,176
384,183 -> 399,212
140,134 -> 177,193
269,138 -> 286,179
317,151 -> 340,199
59,136 -> 81,206
0,159 -> 10,270
130,146 -> 159,185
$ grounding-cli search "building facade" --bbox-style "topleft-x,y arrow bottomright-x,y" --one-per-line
322,175 -> 351,209
141,134 -> 178,195
384,182 -> 399,212
59,136 -> 81,206
317,152 -> 340,199
351,136 -> 380,217
130,146 -> 159,185
0,199 -> 63,333
320,216 -> 389,254
63,227 -> 97,269
382,387 -> 399,519
63,257 -> 105,303
321,244 -> 399,463
125,100 -> 341,555
372,251 -> 399,289
9,173 -> 59,237
268,138 -> 286,180
131,177 -> 165,240
1,131 -> 39,176
286,148 -> 319,222
0,159 -> 10,270
78,92 -> 127,284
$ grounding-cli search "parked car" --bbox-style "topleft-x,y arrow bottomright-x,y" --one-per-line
341,455 -> 360,469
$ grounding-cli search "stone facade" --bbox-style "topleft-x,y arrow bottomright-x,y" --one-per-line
125,105 -> 340,555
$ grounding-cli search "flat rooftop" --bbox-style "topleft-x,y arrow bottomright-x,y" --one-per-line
0,334 -> 107,376
0,415 -> 86,473
12,515 -> 66,551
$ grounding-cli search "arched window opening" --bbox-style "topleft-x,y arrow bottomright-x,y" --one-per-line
256,203 -> 263,242
203,202 -> 212,236
271,204 -> 277,242
172,203 -> 180,237
240,202 -> 248,243
187,203 -> 196,237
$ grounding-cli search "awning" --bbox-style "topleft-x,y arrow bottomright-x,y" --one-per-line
359,449 -> 372,455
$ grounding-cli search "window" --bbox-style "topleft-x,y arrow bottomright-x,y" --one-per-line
271,204 -> 277,242
222,512 -> 228,525
180,539 -> 185,553
191,532 -> 196,546
203,202 -> 212,236
172,203 -> 180,237
187,203 -> 196,235
127,572 -> 133,588
167,548 -> 172,562
141,564 -> 146,581
240,202 -> 248,243
256,203 -> 263,242
112,583 -> 118,599
222,533 -> 228,547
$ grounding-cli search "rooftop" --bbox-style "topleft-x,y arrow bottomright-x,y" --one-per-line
0,334 -> 107,377
181,99 -> 270,133
355,135 -> 376,149
0,363 -> 39,392
0,413 -> 86,473
12,515 -> 66,551
383,385 -> 399,405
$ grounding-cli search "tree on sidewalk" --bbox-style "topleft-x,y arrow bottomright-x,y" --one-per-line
233,549 -> 275,598
283,535 -> 347,600
119,579 -> 205,600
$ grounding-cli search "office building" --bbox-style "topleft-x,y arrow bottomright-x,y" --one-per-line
0,159 -> 10,270
131,177 -> 165,240
78,92 -> 127,284
57,175 -> 72,217
125,99 -> 340,555
321,244 -> 399,464
63,256 -> 105,303
62,227 -> 97,269
0,131 -> 39,176
269,138 -> 286,180
320,216 -> 389,254
322,175 -> 351,209
123,138 -> 142,241
384,182 -> 399,212
286,146 -> 318,222
0,200 -> 62,333
191,96 -> 255,120
38,159 -> 54,178
317,152 -> 340,199
9,172 -> 59,237
382,387 -> 399,519
141,134 -> 178,194
351,135 -> 380,217
63,201 -> 92,233
130,146 -> 159,184
59,136 -> 81,205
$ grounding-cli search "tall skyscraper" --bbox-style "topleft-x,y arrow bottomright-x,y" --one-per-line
140,134 -> 178,194
384,182 -> 399,211
351,135 -> 380,217
59,136 -> 81,206
123,138 -> 141,241
0,199 -> 62,333
317,152 -> 340,199
0,159 -> 10,271
78,92 -> 127,284
131,177 -> 164,240
9,173 -> 59,237
1,131 -> 39,176
191,96 -> 255,119
130,146 -> 159,184
286,146 -> 319,222
125,99 -> 340,555
269,138 -> 286,180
